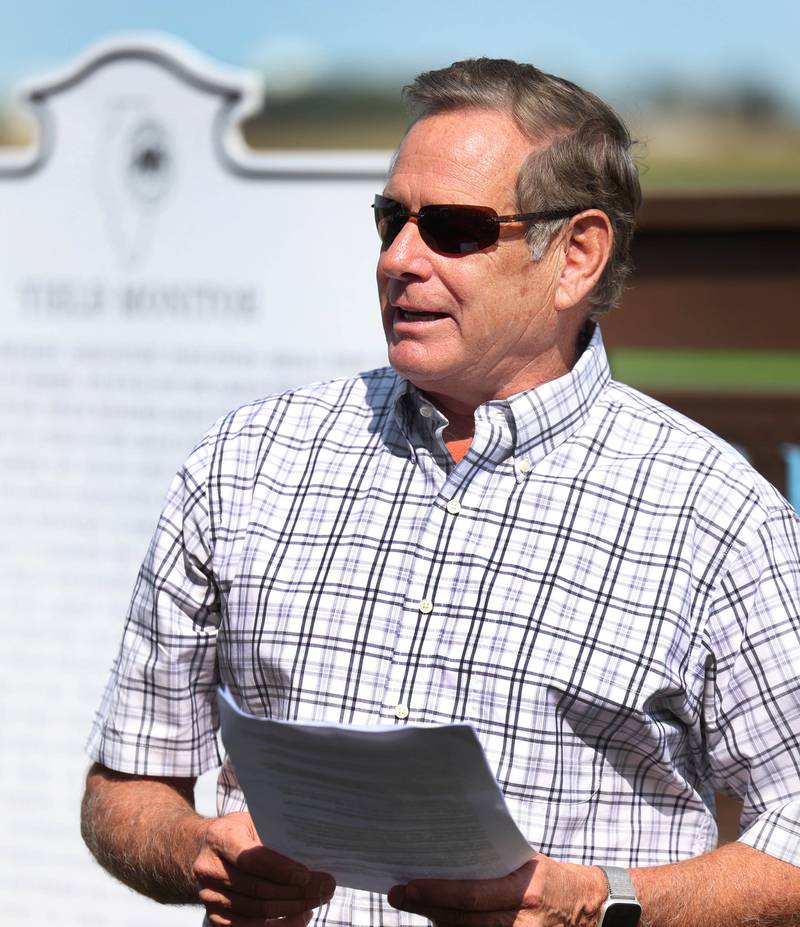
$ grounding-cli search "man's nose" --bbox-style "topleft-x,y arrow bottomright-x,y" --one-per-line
377,217 -> 433,280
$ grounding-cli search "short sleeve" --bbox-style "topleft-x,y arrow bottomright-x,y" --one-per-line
703,505 -> 800,866
86,433 -> 222,777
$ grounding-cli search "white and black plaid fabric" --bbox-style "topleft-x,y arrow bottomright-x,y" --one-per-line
88,327 -> 800,927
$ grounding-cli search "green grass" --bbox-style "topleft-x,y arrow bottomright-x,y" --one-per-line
608,350 -> 800,393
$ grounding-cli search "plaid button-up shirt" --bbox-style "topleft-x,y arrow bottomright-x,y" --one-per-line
88,328 -> 800,926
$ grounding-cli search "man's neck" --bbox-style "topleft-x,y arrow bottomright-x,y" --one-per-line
421,321 -> 594,465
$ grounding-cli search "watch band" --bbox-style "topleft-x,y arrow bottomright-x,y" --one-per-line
597,866 -> 641,927
600,865 -> 638,901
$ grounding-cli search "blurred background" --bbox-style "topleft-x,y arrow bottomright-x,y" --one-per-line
0,1 -> 797,925
2,0 -> 800,184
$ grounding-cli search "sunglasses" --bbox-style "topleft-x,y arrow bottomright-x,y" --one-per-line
373,194 -> 580,255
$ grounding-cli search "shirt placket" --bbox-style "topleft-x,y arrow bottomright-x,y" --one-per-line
381,404 -> 514,726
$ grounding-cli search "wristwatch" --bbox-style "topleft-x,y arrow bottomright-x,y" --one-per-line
596,866 -> 642,927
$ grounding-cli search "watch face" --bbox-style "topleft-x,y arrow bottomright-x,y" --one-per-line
601,901 -> 642,927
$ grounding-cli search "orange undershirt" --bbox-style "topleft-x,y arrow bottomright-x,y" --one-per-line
446,436 -> 472,464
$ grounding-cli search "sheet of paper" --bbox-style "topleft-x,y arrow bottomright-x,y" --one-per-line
217,688 -> 533,894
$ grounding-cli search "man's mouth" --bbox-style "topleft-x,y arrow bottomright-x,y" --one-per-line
395,308 -> 449,322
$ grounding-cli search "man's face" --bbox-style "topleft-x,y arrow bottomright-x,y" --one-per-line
377,107 -> 565,409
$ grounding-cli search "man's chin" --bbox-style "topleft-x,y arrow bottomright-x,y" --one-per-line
386,347 -> 445,388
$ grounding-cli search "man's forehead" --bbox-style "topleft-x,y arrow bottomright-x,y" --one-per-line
387,108 -> 535,205
395,108 -> 534,164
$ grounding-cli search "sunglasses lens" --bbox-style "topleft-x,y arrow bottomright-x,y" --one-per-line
373,197 -> 500,255
420,206 -> 498,255
373,196 -> 407,247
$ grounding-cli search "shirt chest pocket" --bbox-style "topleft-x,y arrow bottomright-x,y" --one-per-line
438,597 -> 636,808
462,667 -> 607,807
451,603 -> 690,823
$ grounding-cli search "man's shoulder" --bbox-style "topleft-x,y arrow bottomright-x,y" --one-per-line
194,366 -> 400,454
597,378 -> 790,513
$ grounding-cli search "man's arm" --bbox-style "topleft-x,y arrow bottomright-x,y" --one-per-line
81,763 -> 335,926
388,844 -> 800,926
632,843 -> 800,927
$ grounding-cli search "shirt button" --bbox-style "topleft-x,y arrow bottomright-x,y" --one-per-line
517,458 -> 532,474
419,598 -> 433,614
419,404 -> 433,418
394,703 -> 410,720
445,499 -> 461,515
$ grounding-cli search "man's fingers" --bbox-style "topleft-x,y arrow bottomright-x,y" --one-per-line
206,908 -> 314,927
199,885 -> 324,919
199,861 -> 334,901
233,843 -> 312,884
201,874 -> 301,900
389,859 -> 538,912
388,901 -> 518,927
194,811 -> 334,920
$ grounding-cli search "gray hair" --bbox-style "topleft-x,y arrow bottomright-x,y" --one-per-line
403,58 -> 642,316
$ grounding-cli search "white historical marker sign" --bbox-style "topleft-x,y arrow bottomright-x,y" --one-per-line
0,35 -> 390,926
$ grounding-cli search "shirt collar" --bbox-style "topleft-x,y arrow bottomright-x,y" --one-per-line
492,323 -> 610,470
391,324 -> 610,471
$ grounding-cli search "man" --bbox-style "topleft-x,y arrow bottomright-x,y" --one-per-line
82,59 -> 800,927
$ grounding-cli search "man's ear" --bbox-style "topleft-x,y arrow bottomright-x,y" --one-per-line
553,211 -> 613,312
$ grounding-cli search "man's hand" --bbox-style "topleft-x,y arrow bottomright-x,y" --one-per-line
387,855 -> 606,927
194,811 -> 335,927
81,764 -> 336,925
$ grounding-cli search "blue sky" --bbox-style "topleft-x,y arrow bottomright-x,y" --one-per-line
2,0 -> 799,110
